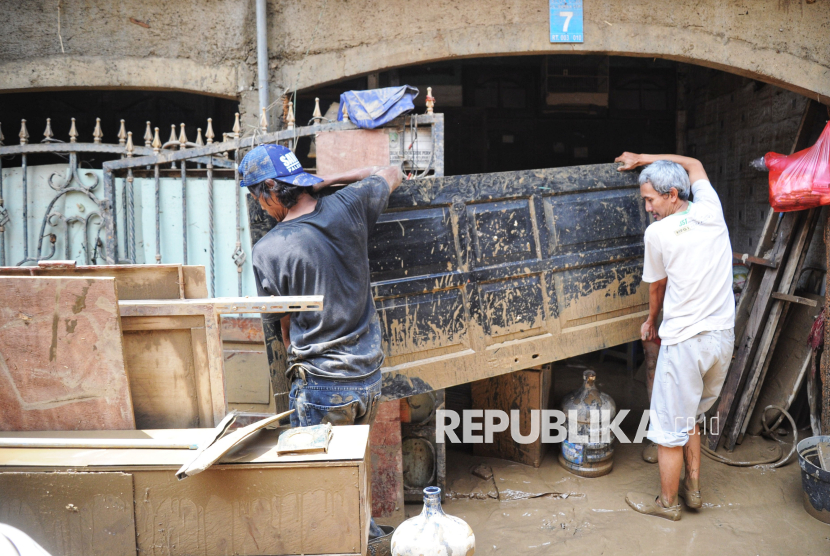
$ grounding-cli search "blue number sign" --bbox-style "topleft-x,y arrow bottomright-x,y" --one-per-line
549,0 -> 583,43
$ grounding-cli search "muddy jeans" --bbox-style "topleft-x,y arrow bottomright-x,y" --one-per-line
288,369 -> 385,538
288,369 -> 382,429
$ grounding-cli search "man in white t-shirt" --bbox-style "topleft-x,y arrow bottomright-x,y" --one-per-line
615,153 -> 735,521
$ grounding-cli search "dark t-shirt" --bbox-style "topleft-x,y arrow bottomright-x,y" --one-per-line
252,175 -> 391,380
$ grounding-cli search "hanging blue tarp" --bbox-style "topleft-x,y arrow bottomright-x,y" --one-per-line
338,86 -> 420,129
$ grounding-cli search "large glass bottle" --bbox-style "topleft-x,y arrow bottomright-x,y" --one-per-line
391,486 -> 475,556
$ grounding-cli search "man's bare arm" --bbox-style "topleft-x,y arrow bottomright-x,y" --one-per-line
615,152 -> 708,184
641,277 -> 667,341
313,165 -> 404,193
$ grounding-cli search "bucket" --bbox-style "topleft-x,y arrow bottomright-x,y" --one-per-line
797,435 -> 830,524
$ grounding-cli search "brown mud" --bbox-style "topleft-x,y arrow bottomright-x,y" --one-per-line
411,357 -> 830,555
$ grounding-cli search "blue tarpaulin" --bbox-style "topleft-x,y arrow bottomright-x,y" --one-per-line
338,86 -> 420,129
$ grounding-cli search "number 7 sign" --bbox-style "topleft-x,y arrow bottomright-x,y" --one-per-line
550,0 -> 584,43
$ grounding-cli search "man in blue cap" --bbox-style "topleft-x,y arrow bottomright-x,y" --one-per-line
240,144 -> 402,430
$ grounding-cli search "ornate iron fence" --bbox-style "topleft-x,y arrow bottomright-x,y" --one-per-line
0,99 -> 444,298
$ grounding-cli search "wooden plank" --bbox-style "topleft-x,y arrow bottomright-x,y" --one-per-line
707,213 -> 796,450
747,293 -> 823,435
0,472 -> 136,556
729,208 -> 818,448
119,296 -> 324,316
203,305 -> 227,425
190,327 -> 216,425
224,351 -> 271,404
316,129 -> 390,175
471,364 -> 553,467
733,251 -> 776,268
0,264 -> 184,300
120,315 -> 205,331
771,292 -> 818,307
122,328 -> 202,429
0,276 -> 135,431
182,265 -> 209,298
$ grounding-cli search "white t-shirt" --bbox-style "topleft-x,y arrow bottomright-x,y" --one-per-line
642,179 -> 735,344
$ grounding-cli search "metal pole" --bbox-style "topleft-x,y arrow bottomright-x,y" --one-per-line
256,0 -> 269,118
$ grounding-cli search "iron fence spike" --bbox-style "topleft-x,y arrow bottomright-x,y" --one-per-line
426,87 -> 435,115
19,119 -> 29,145
178,123 -> 188,147
68,118 -> 78,143
144,121 -> 153,147
196,128 -> 204,146
126,131 -> 134,156
260,108 -> 268,133
286,101 -> 295,130
118,119 -> 127,145
152,127 -> 162,153
93,118 -> 103,144
206,118 -> 215,144
233,112 -> 241,138
167,125 -> 177,145
312,97 -> 322,120
43,118 -> 54,140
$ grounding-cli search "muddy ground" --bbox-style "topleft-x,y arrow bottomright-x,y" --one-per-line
404,355 -> 830,555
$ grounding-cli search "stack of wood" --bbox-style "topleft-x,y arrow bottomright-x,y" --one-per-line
708,100 -> 826,452
0,261 -> 321,432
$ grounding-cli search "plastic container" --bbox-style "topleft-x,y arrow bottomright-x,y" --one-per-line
559,370 -> 616,477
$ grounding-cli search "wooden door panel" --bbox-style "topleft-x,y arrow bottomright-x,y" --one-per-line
249,163 -> 648,401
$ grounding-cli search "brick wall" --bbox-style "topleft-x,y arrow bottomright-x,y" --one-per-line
682,65 -> 809,253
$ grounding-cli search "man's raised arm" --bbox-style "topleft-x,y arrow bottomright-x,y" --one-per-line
615,153 -> 708,184
313,165 -> 404,193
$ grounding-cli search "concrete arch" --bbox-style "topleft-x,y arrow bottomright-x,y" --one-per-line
0,56 -> 240,99
275,0 -> 829,104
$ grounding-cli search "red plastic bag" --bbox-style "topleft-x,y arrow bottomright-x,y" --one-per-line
767,121 -> 830,212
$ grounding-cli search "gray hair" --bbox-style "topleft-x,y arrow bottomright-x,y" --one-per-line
639,160 -> 690,200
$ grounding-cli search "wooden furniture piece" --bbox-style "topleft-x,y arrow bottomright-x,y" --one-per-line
0,262 -> 208,300
220,316 -> 275,413
0,426 -> 371,556
119,297 -> 323,428
0,276 -> 135,431
471,364 -> 553,467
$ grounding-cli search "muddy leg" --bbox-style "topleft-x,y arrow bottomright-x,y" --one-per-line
682,423 -> 701,490
657,444 -> 683,507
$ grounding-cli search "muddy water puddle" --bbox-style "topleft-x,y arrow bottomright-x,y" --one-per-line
428,439 -> 830,555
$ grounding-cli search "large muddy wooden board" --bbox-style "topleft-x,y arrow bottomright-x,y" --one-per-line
0,276 -> 135,431
249,163 -> 648,401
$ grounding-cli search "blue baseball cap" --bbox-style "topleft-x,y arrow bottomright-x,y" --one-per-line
238,144 -> 323,188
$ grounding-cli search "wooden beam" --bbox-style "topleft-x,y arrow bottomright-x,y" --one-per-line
771,292 -> 818,307
118,296 -> 323,317
708,213 -> 796,450
733,251 -> 776,268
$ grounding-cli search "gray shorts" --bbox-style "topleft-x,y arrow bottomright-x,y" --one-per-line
646,328 -> 734,448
